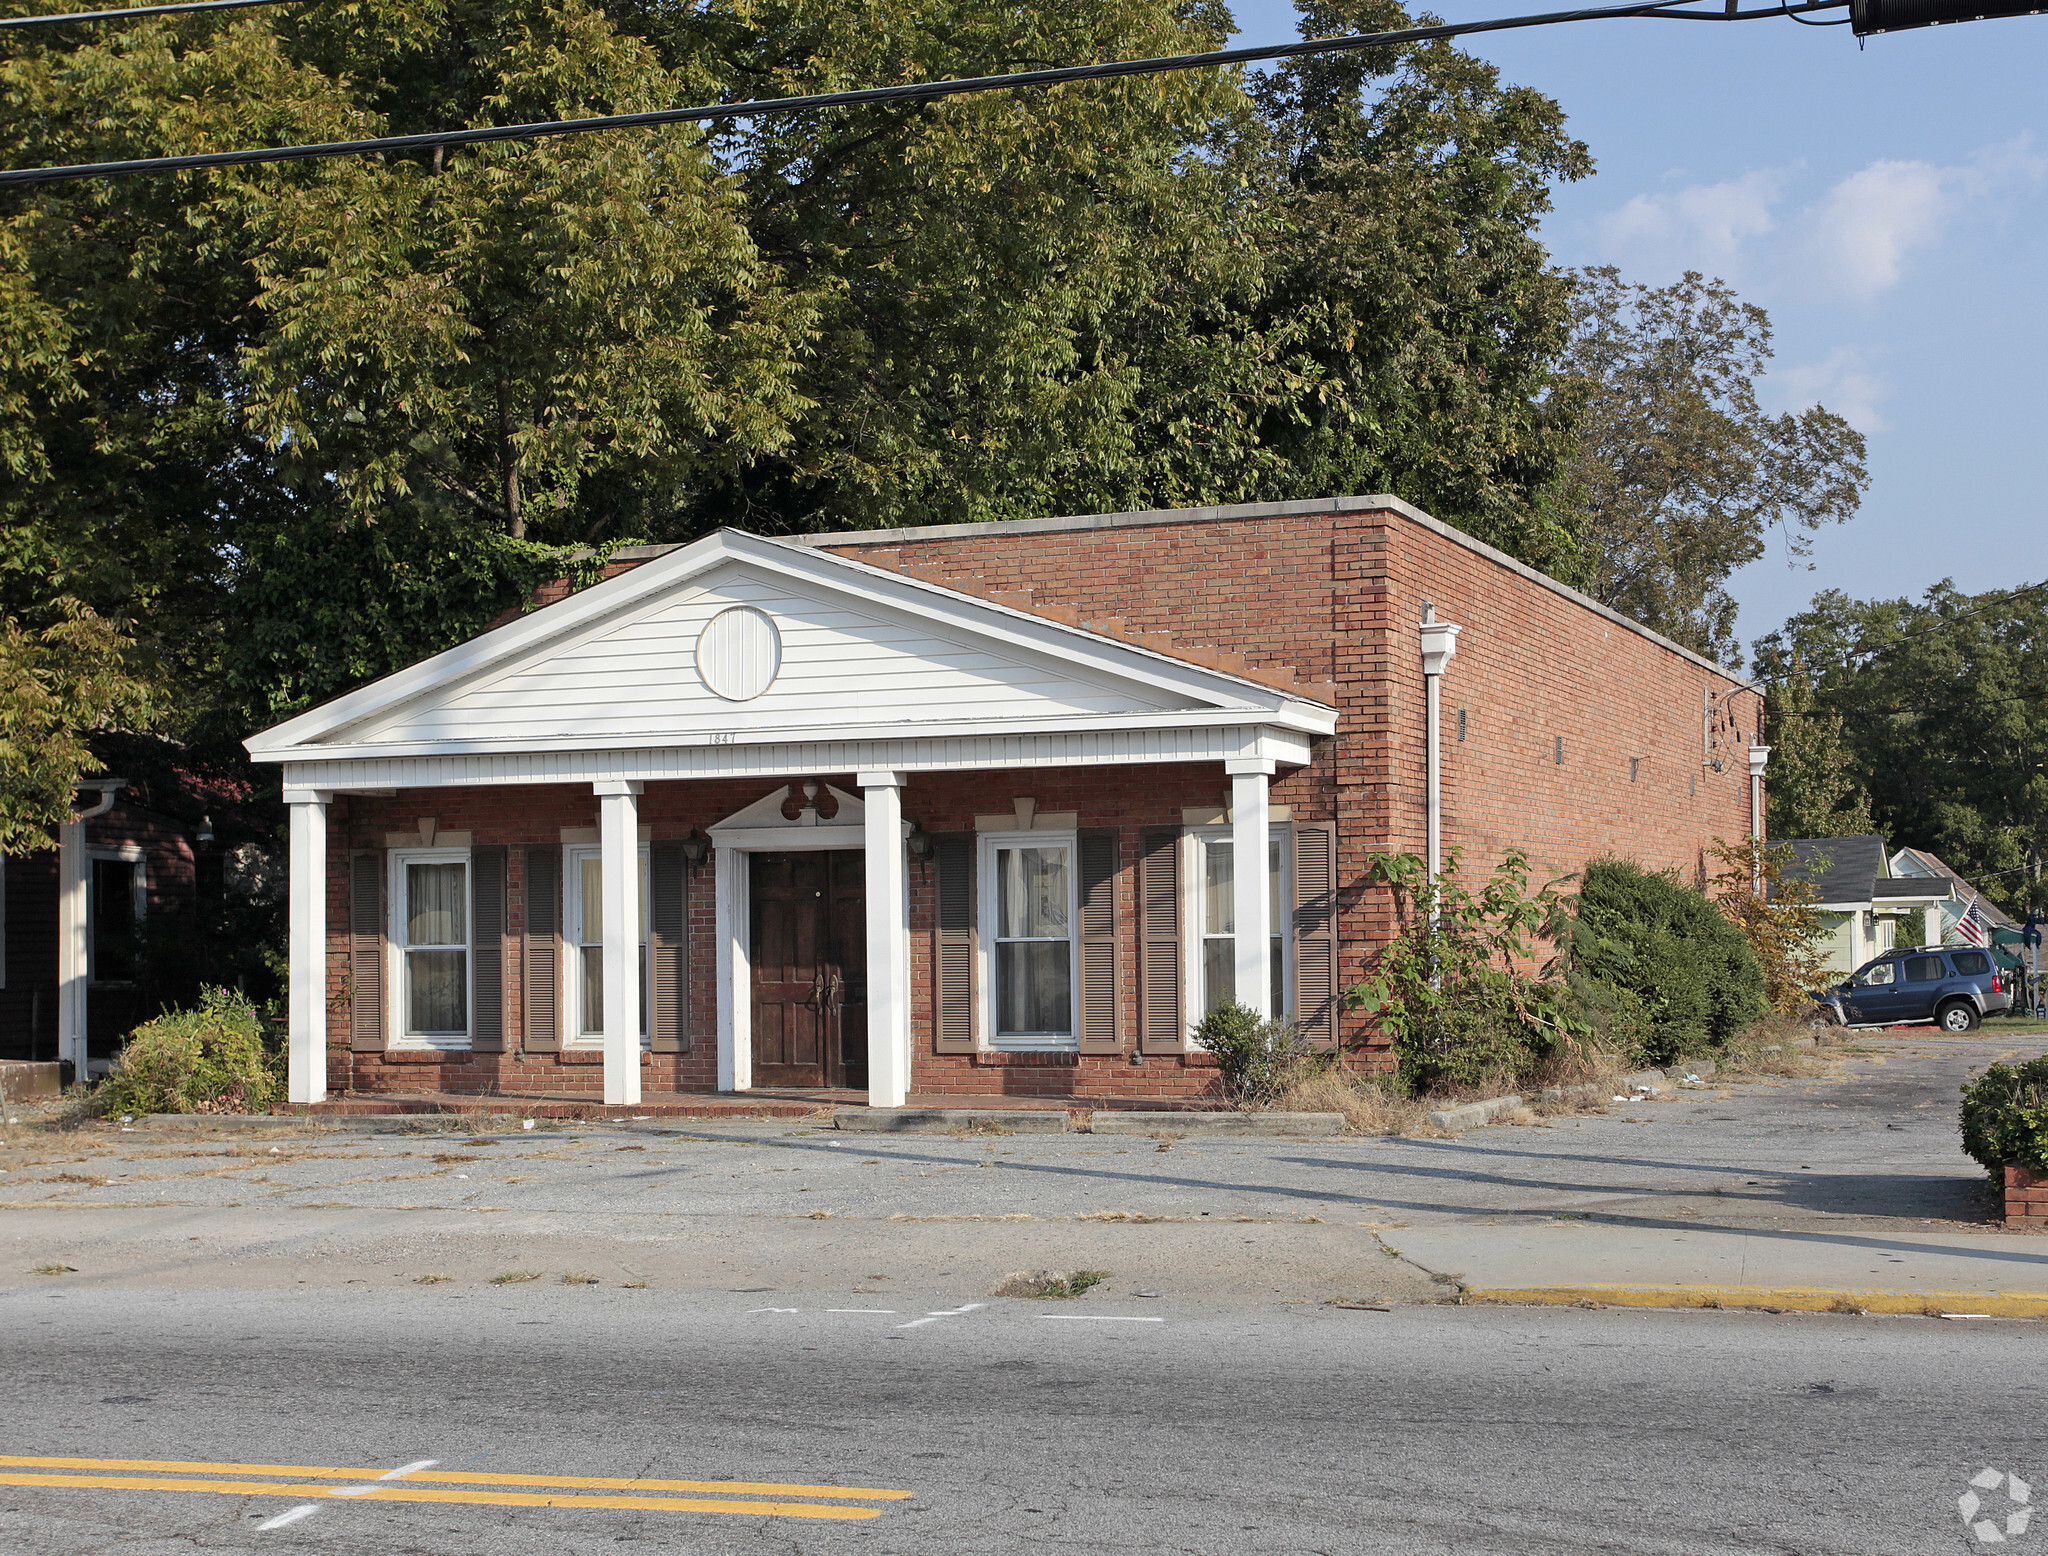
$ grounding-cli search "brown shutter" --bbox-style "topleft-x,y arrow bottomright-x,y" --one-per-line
349,849 -> 386,1053
522,845 -> 561,1053
933,833 -> 976,1053
1138,828 -> 1183,1054
649,842 -> 689,1052
1077,828 -> 1121,1054
470,846 -> 507,1051
1292,825 -> 1339,1052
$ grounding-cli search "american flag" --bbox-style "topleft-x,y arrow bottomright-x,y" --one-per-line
1956,896 -> 1990,947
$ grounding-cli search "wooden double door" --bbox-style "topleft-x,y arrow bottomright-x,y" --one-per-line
750,850 -> 867,1090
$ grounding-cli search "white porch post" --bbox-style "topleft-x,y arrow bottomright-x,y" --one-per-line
858,770 -> 910,1108
286,790 -> 332,1105
1926,903 -> 1945,948
595,780 -> 643,1107
56,817 -> 89,1078
1227,758 -> 1275,1021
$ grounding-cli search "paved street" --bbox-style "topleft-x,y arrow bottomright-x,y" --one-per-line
7,1030 -> 2048,1552
4,1284 -> 2045,1555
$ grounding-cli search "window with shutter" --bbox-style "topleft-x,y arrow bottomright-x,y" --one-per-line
979,832 -> 1079,1050
649,842 -> 689,1052
1292,826 -> 1339,1051
472,845 -> 507,1052
522,846 -> 561,1053
1138,829 -> 1183,1053
1077,829 -> 1120,1054
933,834 -> 976,1053
389,848 -> 473,1048
1185,827 -> 1291,1020
349,850 -> 386,1053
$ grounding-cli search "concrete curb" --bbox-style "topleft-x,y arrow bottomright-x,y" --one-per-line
1425,1095 -> 1524,1131
1467,1283 -> 2048,1319
1085,1111 -> 1346,1137
834,1108 -> 1071,1134
1535,1083 -> 1609,1107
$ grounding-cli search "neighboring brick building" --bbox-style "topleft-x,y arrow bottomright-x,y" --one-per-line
248,495 -> 1763,1109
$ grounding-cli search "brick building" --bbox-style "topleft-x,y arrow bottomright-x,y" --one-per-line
248,495 -> 1765,1109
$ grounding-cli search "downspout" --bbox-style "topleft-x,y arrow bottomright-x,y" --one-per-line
1418,606 -> 1462,919
1747,745 -> 1771,893
57,778 -> 124,1080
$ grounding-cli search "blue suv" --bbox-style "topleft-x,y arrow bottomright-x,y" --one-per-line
1814,945 -> 2013,1032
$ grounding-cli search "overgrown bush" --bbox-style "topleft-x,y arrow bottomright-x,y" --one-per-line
96,987 -> 282,1116
1347,849 -> 1589,1095
1960,1056 -> 2048,1177
1192,1002 -> 1309,1107
1571,859 -> 1765,1064
1708,837 -> 1833,1017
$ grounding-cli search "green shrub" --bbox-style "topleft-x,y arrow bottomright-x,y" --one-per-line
1571,859 -> 1766,1064
1192,1002 -> 1308,1107
1347,849 -> 1587,1096
97,987 -> 282,1117
1960,1056 -> 2048,1177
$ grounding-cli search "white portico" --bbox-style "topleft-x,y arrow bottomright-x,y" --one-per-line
247,529 -> 1336,1109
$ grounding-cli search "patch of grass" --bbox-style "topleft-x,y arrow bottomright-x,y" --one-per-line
413,1273 -> 452,1285
615,1145 -> 645,1152
989,1268 -> 1110,1300
489,1271 -> 540,1285
560,1271 -> 601,1285
30,1263 -> 77,1275
1274,1069 -> 1431,1135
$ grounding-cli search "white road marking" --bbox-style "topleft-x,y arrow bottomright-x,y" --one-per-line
826,1309 -> 898,1314
256,1505 -> 319,1530
330,1460 -> 438,1498
747,1307 -> 800,1314
896,1303 -> 985,1330
1037,1315 -> 1164,1322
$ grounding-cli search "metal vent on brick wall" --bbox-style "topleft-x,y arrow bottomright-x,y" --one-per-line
695,605 -> 782,701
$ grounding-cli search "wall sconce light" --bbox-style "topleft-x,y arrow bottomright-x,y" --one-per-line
679,830 -> 711,868
196,814 -> 215,845
905,824 -> 935,861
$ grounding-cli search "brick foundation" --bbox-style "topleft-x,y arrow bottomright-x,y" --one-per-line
2006,1164 -> 2048,1229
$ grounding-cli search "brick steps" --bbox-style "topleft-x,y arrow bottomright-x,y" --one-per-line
287,1090 -> 1244,1120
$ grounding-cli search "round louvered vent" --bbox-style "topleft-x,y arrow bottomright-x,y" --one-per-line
695,605 -> 782,701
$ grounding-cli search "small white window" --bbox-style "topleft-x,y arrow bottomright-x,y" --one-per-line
391,849 -> 471,1047
979,833 -> 1078,1050
1187,828 -> 1292,1021
563,845 -> 650,1048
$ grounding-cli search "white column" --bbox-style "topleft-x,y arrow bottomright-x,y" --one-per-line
858,770 -> 910,1108
1925,904 -> 1944,948
286,791 -> 333,1105
56,817 -> 89,1078
1228,758 -> 1274,1021
595,780 -> 643,1107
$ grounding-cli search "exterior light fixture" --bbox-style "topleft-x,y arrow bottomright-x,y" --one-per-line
679,830 -> 711,868
905,824 -> 935,861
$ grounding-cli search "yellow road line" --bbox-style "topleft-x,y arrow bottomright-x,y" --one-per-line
0,1456 -> 910,1500
1467,1283 -> 2048,1318
0,1473 -> 879,1520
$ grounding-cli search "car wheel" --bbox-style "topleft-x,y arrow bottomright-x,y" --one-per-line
1938,1000 -> 1980,1033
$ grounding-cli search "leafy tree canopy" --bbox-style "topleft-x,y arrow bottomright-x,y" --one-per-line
0,601 -> 153,851
1554,269 -> 1867,666
1754,581 -> 2048,916
1,0 -> 1593,736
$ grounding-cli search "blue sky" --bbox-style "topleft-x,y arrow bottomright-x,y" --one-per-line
1230,0 -> 2048,662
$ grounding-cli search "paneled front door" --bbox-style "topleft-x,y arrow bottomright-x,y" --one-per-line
749,851 -> 867,1089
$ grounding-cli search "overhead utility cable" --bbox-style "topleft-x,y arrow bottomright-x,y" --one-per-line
1,0 -> 298,30
0,0 -> 1849,186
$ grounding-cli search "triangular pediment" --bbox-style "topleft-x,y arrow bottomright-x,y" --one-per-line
250,531 -> 1303,761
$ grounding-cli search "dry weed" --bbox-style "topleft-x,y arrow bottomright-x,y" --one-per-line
1275,1070 -> 1432,1135
989,1269 -> 1108,1300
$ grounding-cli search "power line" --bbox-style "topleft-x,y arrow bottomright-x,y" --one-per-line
0,0 -> 1850,187
1,0 -> 299,30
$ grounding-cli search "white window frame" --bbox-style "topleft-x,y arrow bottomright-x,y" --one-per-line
977,830 -> 1080,1052
562,844 -> 652,1050
1183,825 -> 1294,1029
388,846 -> 474,1051
86,845 -> 147,986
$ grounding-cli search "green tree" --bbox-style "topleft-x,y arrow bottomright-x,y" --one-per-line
1753,582 -> 2048,917
0,602 -> 153,851
1554,269 -> 1868,665
1756,652 -> 1873,840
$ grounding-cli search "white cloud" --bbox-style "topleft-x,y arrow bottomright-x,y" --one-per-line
1593,169 -> 1784,279
1765,348 -> 1890,434
1798,161 -> 1951,300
